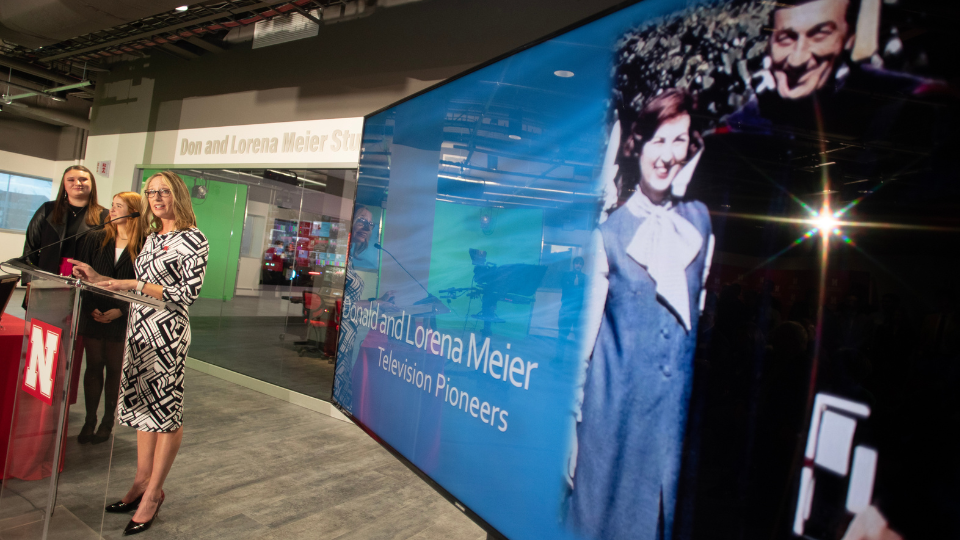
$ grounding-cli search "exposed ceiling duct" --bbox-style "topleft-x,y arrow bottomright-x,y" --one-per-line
0,99 -> 90,129
0,0 -> 191,49
0,0 -> 420,69
0,0 -> 421,132
0,53 -> 79,84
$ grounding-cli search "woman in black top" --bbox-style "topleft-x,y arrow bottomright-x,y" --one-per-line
21,165 -> 107,295
76,191 -> 144,444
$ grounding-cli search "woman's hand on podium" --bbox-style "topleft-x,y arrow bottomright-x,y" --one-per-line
68,259 -> 104,283
97,279 -> 139,293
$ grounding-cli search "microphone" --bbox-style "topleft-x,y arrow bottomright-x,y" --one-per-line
373,242 -> 431,298
15,212 -> 141,264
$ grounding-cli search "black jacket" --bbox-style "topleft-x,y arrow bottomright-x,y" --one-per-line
77,229 -> 136,342
21,201 -> 108,285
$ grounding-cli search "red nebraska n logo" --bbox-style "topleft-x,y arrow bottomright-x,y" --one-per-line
23,320 -> 62,406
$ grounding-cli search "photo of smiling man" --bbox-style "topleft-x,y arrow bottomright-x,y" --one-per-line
723,0 -> 941,140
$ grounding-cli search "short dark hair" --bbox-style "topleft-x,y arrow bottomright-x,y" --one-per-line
623,88 -> 697,158
616,89 -> 697,205
774,0 -> 861,31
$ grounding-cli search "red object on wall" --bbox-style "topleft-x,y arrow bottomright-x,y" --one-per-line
298,221 -> 312,237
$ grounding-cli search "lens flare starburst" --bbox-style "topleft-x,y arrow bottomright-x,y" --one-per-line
812,211 -> 838,235
710,171 -> 960,415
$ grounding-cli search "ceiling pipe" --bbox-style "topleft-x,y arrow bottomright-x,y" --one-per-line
0,77 -> 41,94
0,100 -> 90,129
0,53 -> 79,84
2,80 -> 92,102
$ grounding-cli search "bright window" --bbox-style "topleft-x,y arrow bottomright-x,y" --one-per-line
0,172 -> 53,232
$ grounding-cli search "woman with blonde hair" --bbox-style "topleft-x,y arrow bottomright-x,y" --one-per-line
70,171 -> 208,536
76,191 -> 145,445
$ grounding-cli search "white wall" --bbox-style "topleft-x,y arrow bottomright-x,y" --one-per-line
0,149 -> 79,265
1,130 -> 148,268
83,132 -> 150,196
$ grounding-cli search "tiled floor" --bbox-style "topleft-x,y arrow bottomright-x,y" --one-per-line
1,288 -> 485,539
7,290 -> 338,402
3,368 -> 485,539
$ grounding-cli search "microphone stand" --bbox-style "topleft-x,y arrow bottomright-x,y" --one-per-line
8,212 -> 141,269
1,211 -> 135,310
374,242 -> 432,298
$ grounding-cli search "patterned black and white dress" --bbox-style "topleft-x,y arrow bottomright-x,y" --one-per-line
332,260 -> 364,413
118,228 -> 208,432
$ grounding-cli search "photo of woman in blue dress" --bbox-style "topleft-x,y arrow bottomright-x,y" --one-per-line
569,88 -> 714,540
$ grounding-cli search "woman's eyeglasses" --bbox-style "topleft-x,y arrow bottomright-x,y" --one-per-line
355,217 -> 373,230
145,189 -> 172,199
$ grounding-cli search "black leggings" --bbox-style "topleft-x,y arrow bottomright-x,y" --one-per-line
83,338 -> 124,425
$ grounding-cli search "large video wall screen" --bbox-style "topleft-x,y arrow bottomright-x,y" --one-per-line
334,0 -> 959,538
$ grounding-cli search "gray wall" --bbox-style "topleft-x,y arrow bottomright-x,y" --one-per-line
91,0 -> 626,135
0,114 -> 85,161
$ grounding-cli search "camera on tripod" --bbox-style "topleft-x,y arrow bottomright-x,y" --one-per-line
438,249 -> 546,336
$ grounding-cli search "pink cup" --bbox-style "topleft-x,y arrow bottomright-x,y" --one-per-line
59,257 -> 74,277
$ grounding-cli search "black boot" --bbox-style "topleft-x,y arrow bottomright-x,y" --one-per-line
77,419 -> 96,444
91,416 -> 113,445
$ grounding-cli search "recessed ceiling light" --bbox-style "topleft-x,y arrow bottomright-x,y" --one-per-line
508,134 -> 521,140
554,70 -> 574,78
175,5 -> 189,11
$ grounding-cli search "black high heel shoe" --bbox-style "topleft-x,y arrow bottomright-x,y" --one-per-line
123,493 -> 164,536
106,493 -> 142,513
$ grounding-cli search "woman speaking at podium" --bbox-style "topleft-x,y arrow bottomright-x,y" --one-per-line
70,171 -> 208,536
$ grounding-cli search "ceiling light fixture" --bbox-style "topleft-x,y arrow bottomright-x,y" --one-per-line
175,5 -> 189,12
554,70 -> 574,78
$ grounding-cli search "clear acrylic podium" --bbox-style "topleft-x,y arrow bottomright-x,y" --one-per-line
0,259 -> 166,540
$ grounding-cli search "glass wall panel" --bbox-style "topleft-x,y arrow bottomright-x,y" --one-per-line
136,168 -> 357,402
